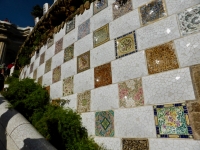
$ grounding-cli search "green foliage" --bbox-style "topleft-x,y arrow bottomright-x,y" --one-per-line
31,5 -> 43,18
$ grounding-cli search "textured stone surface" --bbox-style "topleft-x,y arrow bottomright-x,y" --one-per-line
132,0 -> 151,9
61,94 -> 77,111
45,44 -> 55,61
52,66 -> 61,83
43,71 -> 52,87
122,138 -> 149,150
50,81 -> 62,99
51,50 -> 64,70
77,90 -> 90,113
190,64 -> 200,99
94,137 -> 121,150
81,112 -> 95,136
63,76 -> 74,96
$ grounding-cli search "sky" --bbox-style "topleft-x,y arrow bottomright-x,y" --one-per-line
0,0 -> 53,27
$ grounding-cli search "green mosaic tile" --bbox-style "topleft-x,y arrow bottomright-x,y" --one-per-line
63,76 -> 73,96
64,44 -> 74,62
77,90 -> 90,113
45,58 -> 52,73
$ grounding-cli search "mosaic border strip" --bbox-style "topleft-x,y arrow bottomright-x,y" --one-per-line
154,103 -> 193,138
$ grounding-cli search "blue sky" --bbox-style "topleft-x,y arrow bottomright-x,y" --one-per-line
0,0 -> 53,27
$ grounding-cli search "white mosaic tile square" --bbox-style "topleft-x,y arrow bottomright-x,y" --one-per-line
74,33 -> 93,57
39,45 -> 47,55
143,68 -> 195,105
30,55 -> 35,64
51,50 -> 64,70
112,51 -> 148,83
76,4 -> 93,27
43,71 -> 52,87
61,58 -> 77,80
54,25 -> 66,42
175,32 -> 200,68
74,68 -> 94,93
50,81 -> 62,99
91,84 -> 119,111
90,5 -> 113,32
45,44 -> 55,61
81,112 -> 95,136
63,27 -> 78,49
115,106 -> 156,137
149,139 -> 200,150
94,137 -> 121,150
165,0 -> 200,15
28,72 -> 33,79
61,94 -> 77,111
36,63 -> 45,79
131,0 -> 151,9
110,9 -> 140,40
90,40 -> 115,68
108,0 -> 116,6
136,15 -> 180,50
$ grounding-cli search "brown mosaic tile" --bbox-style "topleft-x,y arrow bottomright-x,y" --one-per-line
64,44 -> 74,63
77,51 -> 90,73
63,76 -> 74,96
139,0 -> 167,26
145,41 -> 179,75
77,90 -> 91,113
39,52 -> 45,65
30,63 -> 34,74
112,0 -> 133,20
33,69 -> 37,80
118,78 -> 144,108
45,86 -> 50,95
93,24 -> 110,48
38,76 -> 43,86
190,64 -> 200,99
93,0 -> 108,15
45,58 -> 52,73
122,138 -> 149,150
47,37 -> 54,48
94,63 -> 112,88
52,66 -> 61,83
55,38 -> 63,54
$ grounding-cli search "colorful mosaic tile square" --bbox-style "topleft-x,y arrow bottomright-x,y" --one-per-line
30,63 -> 34,74
122,138 -> 149,150
45,58 -> 52,73
178,4 -> 200,36
64,44 -> 74,62
38,76 -> 43,85
78,19 -> 90,40
190,64 -> 200,99
77,51 -> 90,73
145,41 -> 179,75
39,52 -> 45,65
95,110 -> 114,137
77,90 -> 91,113
93,24 -> 110,48
66,17 -> 75,34
33,69 -> 37,80
63,76 -> 74,96
139,0 -> 167,26
47,37 -> 54,49
55,38 -> 63,54
112,0 -> 133,20
93,0 -> 108,15
52,66 -> 61,83
115,31 -> 137,59
94,63 -> 112,88
118,78 -> 144,108
154,103 -> 193,138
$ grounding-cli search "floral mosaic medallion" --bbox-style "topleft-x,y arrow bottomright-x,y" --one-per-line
112,0 -> 133,20
122,138 -> 149,150
64,44 -> 74,62
66,17 -> 75,34
95,110 -> 114,137
145,41 -> 179,74
139,0 -> 167,26
178,4 -> 200,36
52,66 -> 61,83
77,51 -> 90,73
30,63 -> 34,74
93,24 -> 110,48
63,76 -> 74,96
39,53 -> 45,65
77,90 -> 91,113
94,63 -> 112,88
115,31 -> 137,59
45,58 -> 52,73
55,38 -> 63,54
47,38 -> 54,49
190,64 -> 200,99
118,78 -> 144,108
93,0 -> 108,15
38,76 -> 43,85
33,69 -> 37,80
78,19 -> 90,40
154,103 -> 193,138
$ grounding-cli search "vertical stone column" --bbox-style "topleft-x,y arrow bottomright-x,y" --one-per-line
0,42 -> 6,64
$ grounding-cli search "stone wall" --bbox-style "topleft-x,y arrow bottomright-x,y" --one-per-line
20,0 -> 200,149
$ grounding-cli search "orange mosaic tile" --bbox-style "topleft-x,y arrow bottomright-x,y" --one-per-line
94,63 -> 112,88
145,41 -> 179,74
